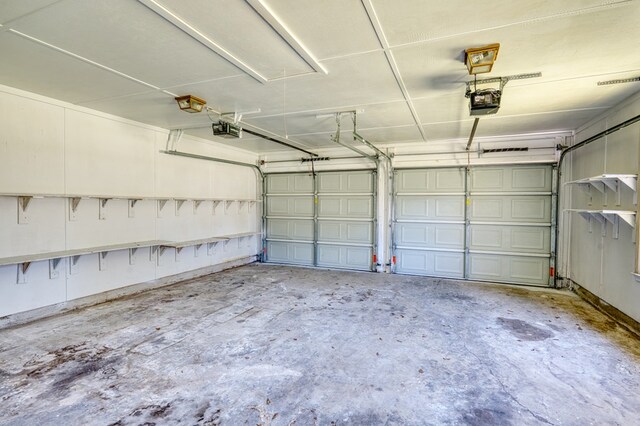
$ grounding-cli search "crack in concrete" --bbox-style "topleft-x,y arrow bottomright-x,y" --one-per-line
463,344 -> 556,425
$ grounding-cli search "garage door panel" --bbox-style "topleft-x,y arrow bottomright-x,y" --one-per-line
470,166 -> 551,192
318,220 -> 373,244
317,244 -> 372,270
318,171 -> 373,193
266,170 -> 375,271
394,165 -> 553,286
267,174 -> 313,193
318,196 -> 373,218
397,169 -> 465,192
267,219 -> 314,241
395,249 -> 464,278
469,225 -> 550,253
469,254 -> 549,286
396,223 -> 464,249
470,196 -> 551,223
396,196 -> 464,221
266,241 -> 313,265
267,197 -> 314,217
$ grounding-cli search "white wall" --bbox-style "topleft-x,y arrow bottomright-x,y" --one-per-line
560,91 -> 640,322
0,85 -> 260,317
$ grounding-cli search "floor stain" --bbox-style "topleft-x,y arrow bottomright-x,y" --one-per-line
497,317 -> 554,341
462,407 -> 511,425
25,343 -> 112,378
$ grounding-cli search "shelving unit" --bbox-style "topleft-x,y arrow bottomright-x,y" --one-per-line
565,174 -> 637,206
0,240 -> 171,283
0,192 -> 262,280
158,236 -> 229,261
0,193 -> 260,222
568,209 -> 636,239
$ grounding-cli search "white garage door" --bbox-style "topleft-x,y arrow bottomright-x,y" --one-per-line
265,171 -> 375,271
394,165 -> 554,286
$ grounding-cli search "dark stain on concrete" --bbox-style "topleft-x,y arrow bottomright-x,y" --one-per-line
52,355 -> 120,391
25,343 -> 112,379
109,402 -> 173,426
497,317 -> 554,341
462,407 -> 511,425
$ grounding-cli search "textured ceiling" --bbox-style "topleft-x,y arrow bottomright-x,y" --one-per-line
1,0 -> 639,155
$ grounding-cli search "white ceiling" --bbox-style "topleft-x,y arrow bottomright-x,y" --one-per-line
1,0 -> 639,155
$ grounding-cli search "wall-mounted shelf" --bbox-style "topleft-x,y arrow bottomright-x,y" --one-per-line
0,229 -> 261,280
566,174 -> 637,206
0,193 -> 260,222
0,240 -> 171,283
568,209 -> 636,239
158,236 -> 229,261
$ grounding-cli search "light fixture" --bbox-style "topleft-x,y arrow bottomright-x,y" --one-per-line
175,95 -> 206,113
464,43 -> 500,75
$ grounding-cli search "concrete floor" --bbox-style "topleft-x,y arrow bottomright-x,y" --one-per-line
1,264 -> 639,425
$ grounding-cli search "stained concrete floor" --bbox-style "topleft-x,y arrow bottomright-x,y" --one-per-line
1,264 -> 640,425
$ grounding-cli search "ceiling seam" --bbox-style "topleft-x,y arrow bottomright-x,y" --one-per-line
389,0 -> 635,50
138,0 -> 269,84
0,0 -> 67,27
245,0 -> 327,75
8,29 -> 162,92
138,0 -> 325,84
248,99 -> 408,119
361,0 -> 427,142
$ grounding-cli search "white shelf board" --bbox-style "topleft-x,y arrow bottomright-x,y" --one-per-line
0,240 -> 171,267
568,209 -> 636,228
566,174 -> 637,193
223,232 -> 261,239
160,237 -> 229,249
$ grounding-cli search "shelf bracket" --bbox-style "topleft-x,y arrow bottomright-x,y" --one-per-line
150,246 -> 158,263
128,199 -> 141,218
17,196 -> 33,224
69,197 -> 82,221
193,200 -> 204,214
175,199 -> 186,216
98,251 -> 108,271
99,198 -> 111,220
174,246 -> 183,262
129,247 -> 138,265
69,255 -> 81,275
212,200 -> 222,215
49,258 -> 62,279
157,199 -> 169,218
207,241 -> 219,256
225,200 -> 235,215
194,243 -> 204,257
17,262 -> 31,284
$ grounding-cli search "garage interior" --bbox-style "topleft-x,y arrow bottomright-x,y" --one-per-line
1,1 -> 640,424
